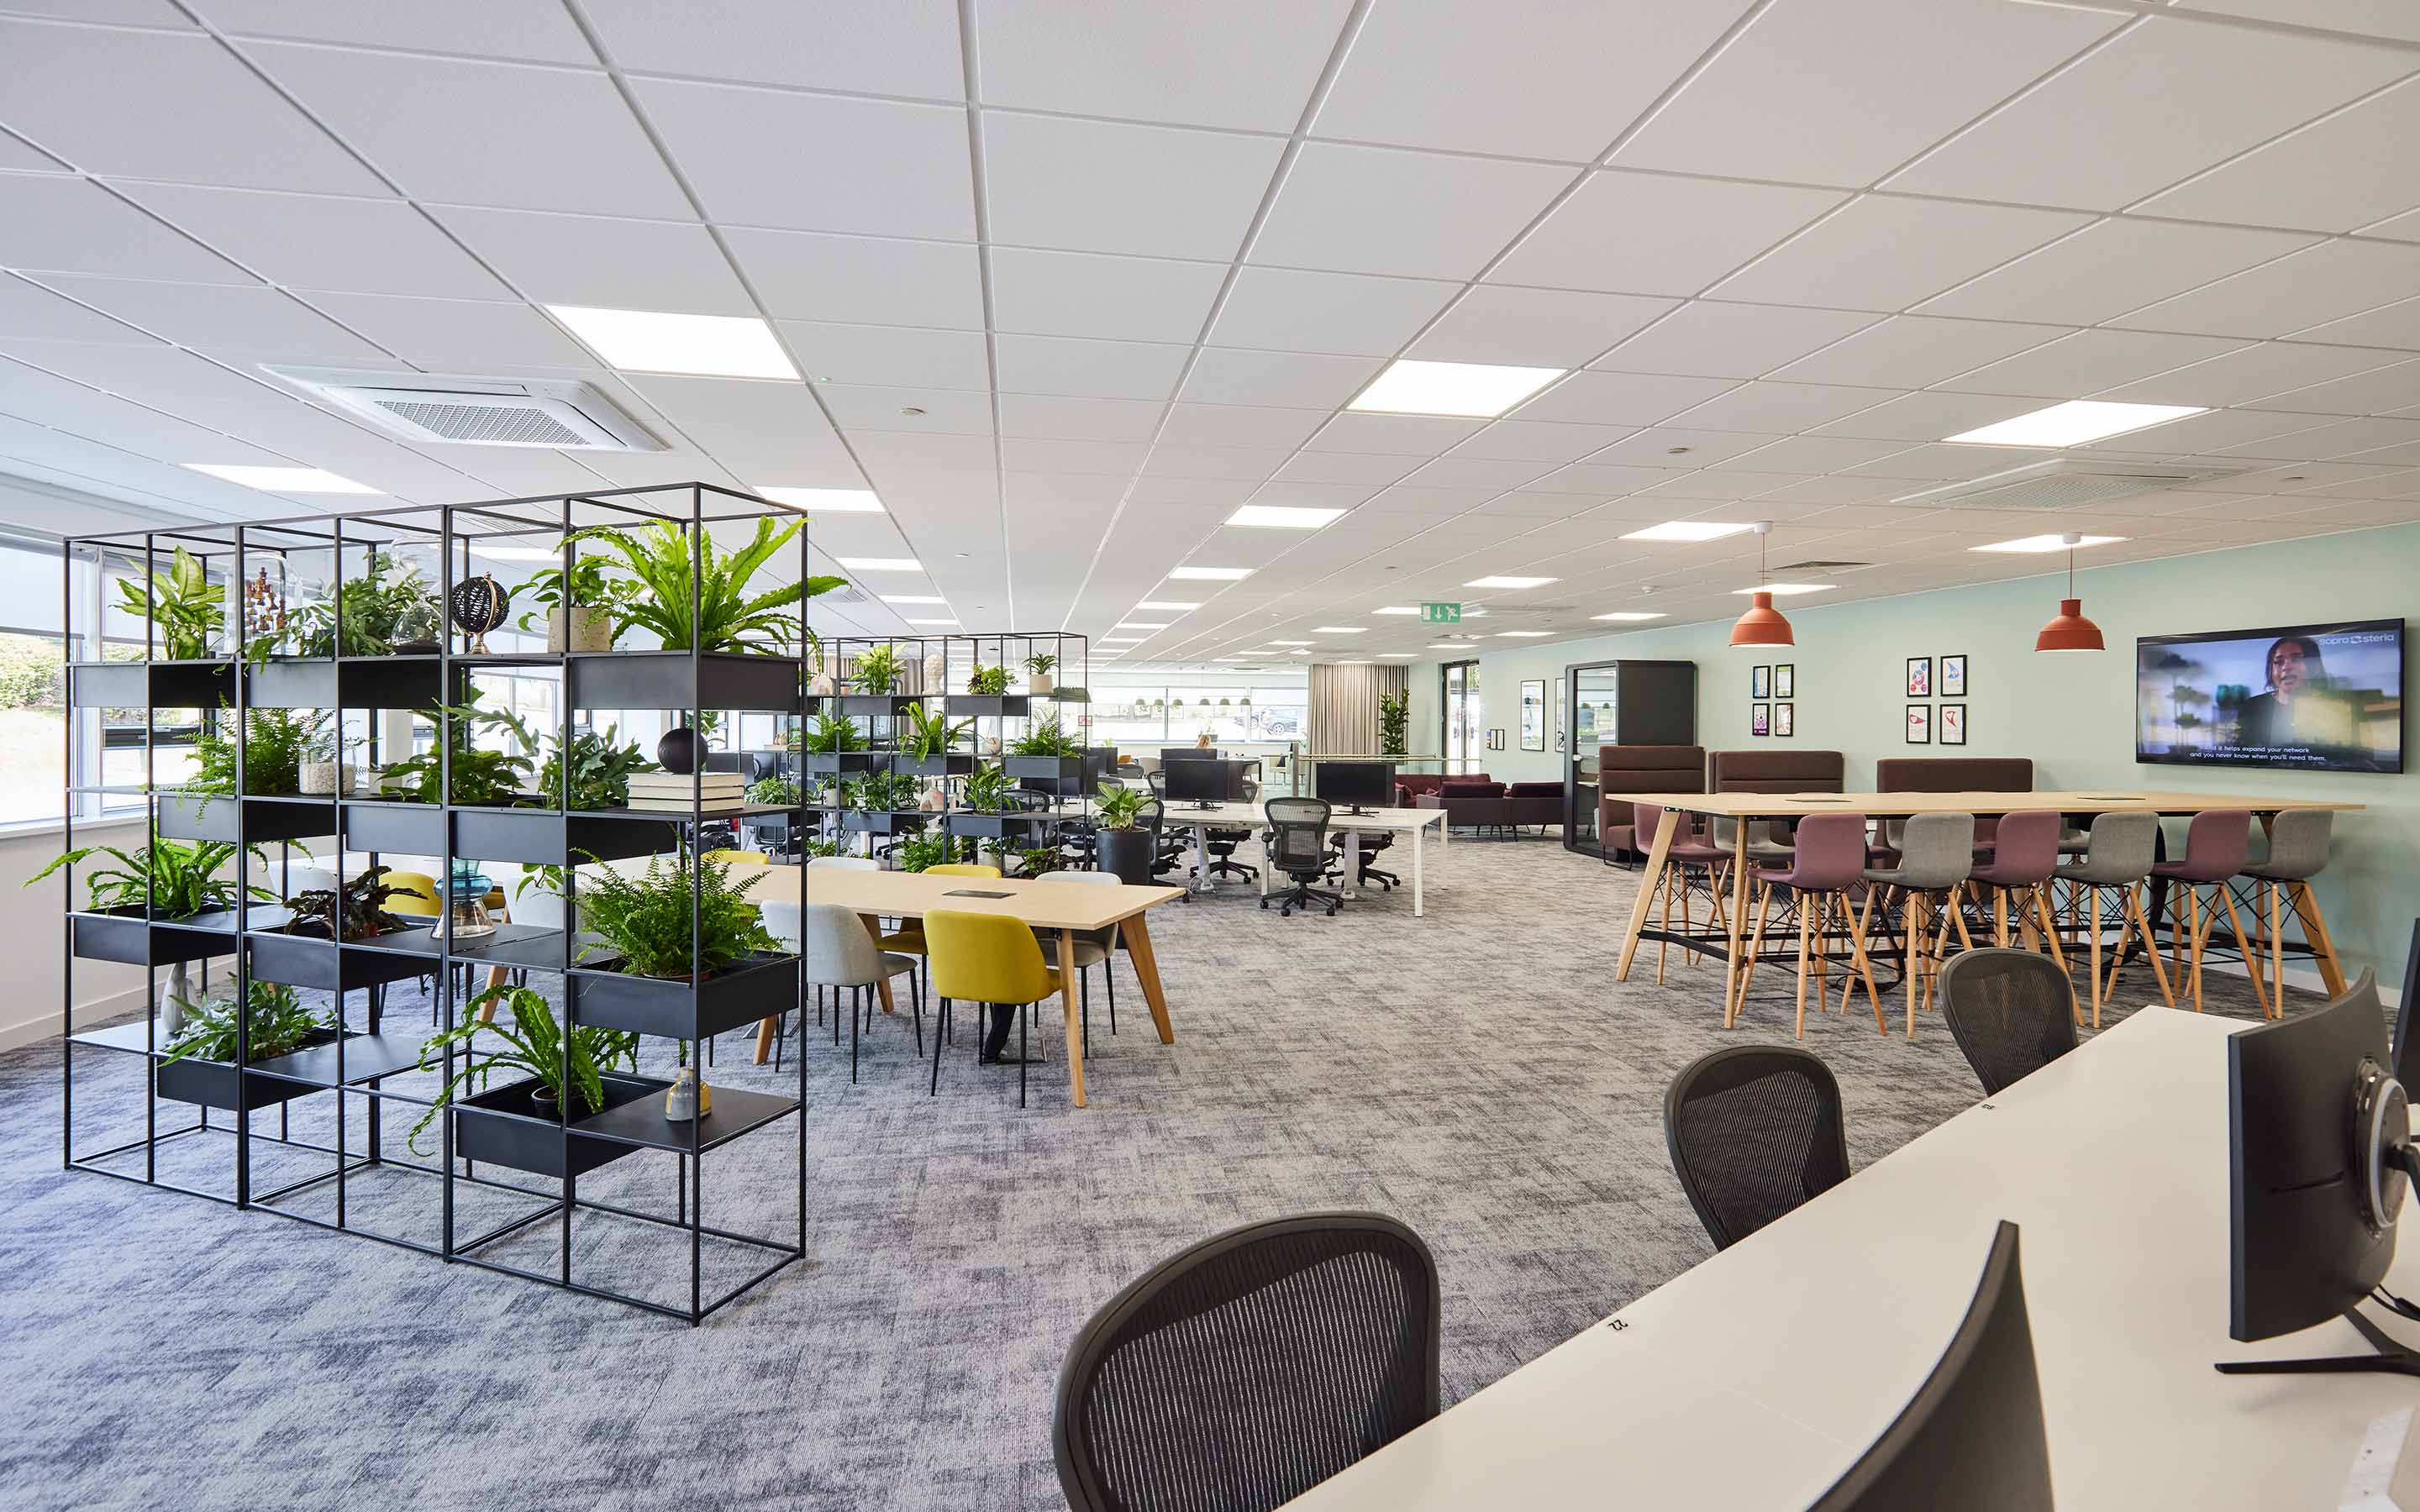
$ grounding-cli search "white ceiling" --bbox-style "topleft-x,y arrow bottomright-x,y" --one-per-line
4,1 -> 2420,665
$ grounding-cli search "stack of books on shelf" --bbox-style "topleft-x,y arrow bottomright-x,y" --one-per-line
625,771 -> 747,815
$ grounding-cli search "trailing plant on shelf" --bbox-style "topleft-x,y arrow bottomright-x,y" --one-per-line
513,550 -> 632,649
799,711 -> 863,754
409,982 -> 640,1155
960,762 -> 1013,813
26,833 -> 280,917
902,701 -> 971,761
535,723 -> 655,810
1009,716 -> 1081,758
384,697 -> 539,806
557,517 -> 840,655
290,547 -> 440,659
1015,845 -> 1059,878
1093,781 -> 1145,832
572,849 -> 777,979
286,863 -> 415,942
745,773 -> 800,807
116,545 -> 225,660
1377,690 -> 1410,757
161,979 -> 324,1067
187,701 -> 333,797
850,642 -> 902,696
967,664 -> 1010,696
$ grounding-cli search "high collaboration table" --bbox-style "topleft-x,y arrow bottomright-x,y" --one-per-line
1163,801 -> 1449,916
1285,1007 -> 2420,1509
1604,790 -> 2365,1016
730,864 -> 1185,1107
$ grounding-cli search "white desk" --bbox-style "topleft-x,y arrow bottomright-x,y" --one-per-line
1285,1008 -> 2420,1510
1165,802 -> 1448,917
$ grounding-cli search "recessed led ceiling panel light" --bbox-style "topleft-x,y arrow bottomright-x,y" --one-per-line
881,595 -> 947,605
1270,639 -> 1314,646
1168,566 -> 1253,580
1348,359 -> 1565,418
183,464 -> 378,494
1336,659 -> 1373,664
1378,652 -> 1417,658
1944,400 -> 2204,448
1227,505 -> 1345,528
1115,622 -> 1171,630
755,486 -> 883,513
1135,601 -> 1200,611
835,557 -> 922,571
1731,582 -> 1833,596
903,618 -> 958,626
1310,626 -> 1366,634
1464,575 -> 1559,590
547,305 -> 797,380
1426,643 -> 1468,650
1213,656 -> 1251,661
1497,630 -> 1552,638
1372,606 -> 1420,615
1970,533 -> 2128,554
1621,521 -> 1754,543
1591,611 -> 1669,622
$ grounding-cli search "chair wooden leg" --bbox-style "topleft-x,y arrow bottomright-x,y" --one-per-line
2030,886 -> 2068,975
2267,881 -> 2286,1018
1791,890 -> 1814,1039
2130,884 -> 2176,1010
1906,892 -> 1925,1038
2086,885 -> 2105,1029
1992,885 -> 2007,947
1679,868 -> 1697,968
1844,888 -> 1886,1034
2291,880 -> 2349,995
1946,894 -> 1975,955
2186,887 -> 2206,1011
2219,883 -> 2266,1013
1656,863 -> 1674,986
1812,891 -> 1833,1014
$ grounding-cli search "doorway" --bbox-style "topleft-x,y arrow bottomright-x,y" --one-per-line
1441,659 -> 1481,772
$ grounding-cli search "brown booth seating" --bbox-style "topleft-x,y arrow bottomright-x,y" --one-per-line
1396,771 -> 1490,807
1703,749 -> 1847,856
1875,757 -> 2034,853
1596,743 -> 1707,861
1415,780 -> 1560,837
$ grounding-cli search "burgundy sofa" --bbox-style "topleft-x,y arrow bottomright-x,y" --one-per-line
1875,755 -> 2035,854
1397,770 -> 1491,806
1595,743 -> 1706,860
1415,779 -> 1560,837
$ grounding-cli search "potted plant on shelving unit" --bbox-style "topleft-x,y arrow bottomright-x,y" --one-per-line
28,833 -> 285,1030
851,642 -> 902,695
1024,651 -> 1057,697
1004,714 -> 1083,782
566,850 -> 792,1046
409,982 -> 645,1167
281,864 -> 416,943
156,979 -> 336,1110
892,830 -> 971,873
1378,690 -> 1410,758
557,517 -> 841,655
968,664 -> 1009,697
515,550 -> 627,654
799,709 -> 876,775
899,701 -> 972,776
535,722 -> 655,809
383,697 -> 539,806
1093,781 -> 1154,885
118,545 -> 225,660
282,546 -> 441,659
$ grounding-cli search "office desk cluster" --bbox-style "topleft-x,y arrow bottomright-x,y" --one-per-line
1162,801 -> 1449,916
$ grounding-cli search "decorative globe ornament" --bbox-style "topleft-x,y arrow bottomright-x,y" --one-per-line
449,573 -> 511,654
657,726 -> 708,775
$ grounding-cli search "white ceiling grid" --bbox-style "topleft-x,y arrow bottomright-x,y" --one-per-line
0,1 -> 2412,659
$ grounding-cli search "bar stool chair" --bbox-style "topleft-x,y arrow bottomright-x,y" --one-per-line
1962,810 -> 2068,975
802,900 -> 921,1082
1858,812 -> 1975,1037
2234,809 -> 2339,1019
924,908 -> 1062,1108
1634,804 -> 1729,984
2148,810 -> 2254,1013
1732,812 -> 1882,1038
2054,811 -> 2170,1027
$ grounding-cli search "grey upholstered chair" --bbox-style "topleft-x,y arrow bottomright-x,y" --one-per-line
802,898 -> 921,1082
1032,869 -> 1122,1052
2056,811 -> 2170,1026
2238,809 -> 2336,1021
1860,811 -> 1976,1037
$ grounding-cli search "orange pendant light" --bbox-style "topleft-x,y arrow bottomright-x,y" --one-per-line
1729,522 -> 1793,648
2033,533 -> 2104,653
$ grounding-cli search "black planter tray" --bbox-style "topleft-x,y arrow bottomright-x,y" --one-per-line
569,953 -> 800,1040
244,656 -> 445,713
944,811 -> 1052,837
800,751 -> 886,774
453,1073 -> 671,1179
341,799 -> 444,857
839,809 -> 929,833
157,790 -> 333,846
246,927 -> 433,991
66,659 -> 233,711
573,1081 -> 799,1156
1002,754 -> 1085,781
566,650 -> 802,716
451,807 -> 679,868
944,695 -> 1031,718
835,695 -> 920,717
155,1027 -> 343,1111
896,753 -> 975,776
345,921 -> 570,974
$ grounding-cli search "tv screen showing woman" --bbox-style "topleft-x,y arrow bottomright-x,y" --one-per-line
2136,620 -> 2403,773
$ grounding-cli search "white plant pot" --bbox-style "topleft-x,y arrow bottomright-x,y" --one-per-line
547,604 -> 613,654
157,961 -> 190,1037
923,652 -> 947,690
1028,672 -> 1055,696
809,672 -> 837,697
299,760 -> 353,795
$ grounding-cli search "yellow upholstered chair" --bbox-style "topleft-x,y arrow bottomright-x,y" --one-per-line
704,848 -> 769,866
881,863 -> 1001,962
381,870 -> 441,916
923,907 -> 1059,1107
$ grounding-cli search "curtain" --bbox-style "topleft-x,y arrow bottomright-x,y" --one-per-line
1307,663 -> 1407,753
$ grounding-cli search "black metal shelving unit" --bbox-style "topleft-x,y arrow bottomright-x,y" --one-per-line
57,483 -> 808,1324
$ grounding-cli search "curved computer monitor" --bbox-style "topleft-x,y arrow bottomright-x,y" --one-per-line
2228,969 -> 2399,1343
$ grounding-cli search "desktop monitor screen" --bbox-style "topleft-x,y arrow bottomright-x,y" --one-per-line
1163,759 -> 1229,805
2228,969 -> 2399,1343
1161,747 -> 1219,763
2137,619 -> 2403,773
1315,760 -> 1394,811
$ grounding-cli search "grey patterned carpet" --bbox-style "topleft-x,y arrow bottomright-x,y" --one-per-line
0,839 -> 2296,1510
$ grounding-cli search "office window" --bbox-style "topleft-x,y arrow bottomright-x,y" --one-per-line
1088,682 -> 1306,746
0,631 -> 65,823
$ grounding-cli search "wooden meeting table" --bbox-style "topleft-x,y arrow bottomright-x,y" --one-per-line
1602,790 -> 2365,1021
729,864 -> 1186,1107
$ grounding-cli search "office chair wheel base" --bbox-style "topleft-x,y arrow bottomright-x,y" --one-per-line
1325,906 -> 1337,916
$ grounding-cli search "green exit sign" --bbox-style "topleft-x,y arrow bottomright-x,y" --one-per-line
1420,601 -> 1461,624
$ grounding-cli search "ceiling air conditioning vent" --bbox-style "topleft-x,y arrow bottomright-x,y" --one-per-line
1776,559 -> 1870,573
261,367 -> 666,451
1892,458 -> 2237,510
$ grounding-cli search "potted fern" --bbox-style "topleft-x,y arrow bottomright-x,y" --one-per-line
898,701 -> 973,775
30,833 -> 282,1025
567,852 -> 794,1042
155,979 -> 339,1110
1004,715 -> 1085,782
950,663 -> 1028,722
799,709 -> 879,774
557,517 -> 841,655
410,982 -> 651,1173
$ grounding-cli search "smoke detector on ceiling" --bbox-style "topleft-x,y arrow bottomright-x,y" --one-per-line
1891,458 -> 2239,510
263,367 -> 666,451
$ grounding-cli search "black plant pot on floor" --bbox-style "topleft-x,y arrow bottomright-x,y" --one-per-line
1097,827 -> 1155,885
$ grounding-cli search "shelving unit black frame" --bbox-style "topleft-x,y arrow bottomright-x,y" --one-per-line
807,630 -> 1094,868
58,483 -> 810,1325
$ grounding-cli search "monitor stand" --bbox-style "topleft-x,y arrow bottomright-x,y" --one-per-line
1186,801 -> 1218,811
1346,804 -> 1373,816
2216,1305 -> 2420,1378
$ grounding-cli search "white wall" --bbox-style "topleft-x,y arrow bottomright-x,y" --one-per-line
0,815 -> 172,1050
1408,523 -> 2420,991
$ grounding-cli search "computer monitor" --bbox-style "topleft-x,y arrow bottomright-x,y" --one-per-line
2397,919 -> 2420,1093
1315,760 -> 1394,815
1161,747 -> 1220,763
1162,758 -> 1228,808
2218,969 -> 2420,1375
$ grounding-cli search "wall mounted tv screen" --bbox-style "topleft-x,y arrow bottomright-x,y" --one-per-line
2136,620 -> 2403,773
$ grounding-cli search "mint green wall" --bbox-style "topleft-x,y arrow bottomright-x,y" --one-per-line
1408,523 -> 2420,993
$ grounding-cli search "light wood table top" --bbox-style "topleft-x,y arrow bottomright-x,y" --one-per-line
752,864 -> 1184,930
1602,788 -> 2366,817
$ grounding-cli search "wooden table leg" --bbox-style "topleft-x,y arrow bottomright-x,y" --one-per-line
1056,929 -> 1086,1109
1119,910 -> 1176,1044
1613,807 -> 1680,982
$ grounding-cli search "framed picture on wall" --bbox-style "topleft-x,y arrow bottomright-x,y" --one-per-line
1906,657 -> 1932,697
1752,702 -> 1770,737
1906,704 -> 1931,743
1752,664 -> 1771,699
1774,663 -> 1795,698
1940,703 -> 1967,745
1775,701 -> 1794,738
1519,679 -> 1546,751
1941,654 -> 1967,697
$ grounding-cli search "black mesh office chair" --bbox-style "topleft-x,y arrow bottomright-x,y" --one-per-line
1808,1221 -> 2050,1511
1263,795 -> 1340,917
1939,949 -> 2078,1097
1053,1212 -> 1441,1512
1136,797 -> 1190,886
1329,829 -> 1400,891
1664,1044 -> 1849,1250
